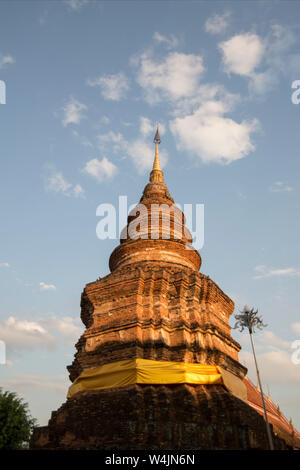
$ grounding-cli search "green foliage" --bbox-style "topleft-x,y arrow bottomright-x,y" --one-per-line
0,389 -> 36,449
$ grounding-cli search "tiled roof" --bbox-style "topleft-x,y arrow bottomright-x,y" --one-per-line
244,376 -> 300,449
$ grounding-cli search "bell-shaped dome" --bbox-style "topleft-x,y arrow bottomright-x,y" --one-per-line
109,128 -> 201,272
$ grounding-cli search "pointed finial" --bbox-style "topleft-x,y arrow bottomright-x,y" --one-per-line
154,122 -> 161,144
150,122 -> 164,183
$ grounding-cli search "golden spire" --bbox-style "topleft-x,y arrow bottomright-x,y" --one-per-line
150,123 -> 164,183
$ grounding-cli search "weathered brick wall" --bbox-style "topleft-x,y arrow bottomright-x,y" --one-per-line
67,263 -> 245,384
30,384 -> 289,450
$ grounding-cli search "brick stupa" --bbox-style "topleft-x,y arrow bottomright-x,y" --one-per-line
31,129 -> 299,450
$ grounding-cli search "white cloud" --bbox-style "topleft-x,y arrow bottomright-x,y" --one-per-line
236,326 -> 300,385
248,69 -> 278,95
249,25 -> 296,94
268,24 -> 295,65
136,51 -> 205,102
95,120 -> 167,173
140,117 -> 154,137
45,171 -> 85,198
240,348 -> 300,385
97,131 -> 127,154
269,181 -> 294,193
219,25 -> 298,95
205,12 -> 230,35
0,262 -> 10,268
0,54 -> 15,69
91,121 -> 168,174
46,171 -> 71,194
87,72 -> 129,101
292,323 -> 300,335
39,282 -> 56,291
73,184 -> 85,198
80,137 -> 93,148
98,131 -> 124,144
62,97 -> 87,126
64,0 -> 88,11
153,32 -> 179,49
260,331 -> 291,350
170,98 -> 259,164
0,315 -> 83,354
219,33 -> 265,76
132,45 -> 258,166
139,117 -> 166,138
83,157 -> 117,182
2,375 -> 67,394
253,265 -> 300,280
126,138 -> 168,174
171,83 -> 239,116
0,316 -> 56,352
40,317 -> 82,341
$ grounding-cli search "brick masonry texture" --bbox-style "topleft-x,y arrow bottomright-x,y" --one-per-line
30,149 -> 296,450
31,385 -> 289,450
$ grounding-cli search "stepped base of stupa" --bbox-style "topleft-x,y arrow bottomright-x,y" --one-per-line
30,384 -> 289,450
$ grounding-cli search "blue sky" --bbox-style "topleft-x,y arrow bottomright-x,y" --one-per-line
0,0 -> 300,429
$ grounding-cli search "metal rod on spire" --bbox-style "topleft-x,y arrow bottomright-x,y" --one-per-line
154,122 -> 161,145
150,123 -> 164,183
152,123 -> 162,172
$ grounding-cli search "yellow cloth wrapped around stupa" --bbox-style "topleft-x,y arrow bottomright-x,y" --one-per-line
67,358 -> 247,402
